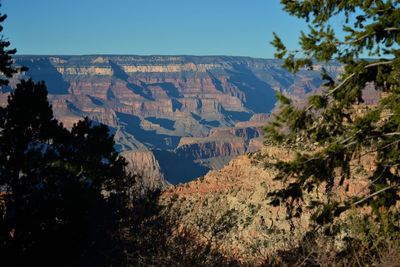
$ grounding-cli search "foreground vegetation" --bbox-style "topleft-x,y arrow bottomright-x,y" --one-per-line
0,10 -> 134,266
1,1 -> 400,266
264,0 -> 400,266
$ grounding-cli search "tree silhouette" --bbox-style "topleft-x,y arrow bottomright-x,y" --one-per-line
0,81 -> 132,266
0,12 -> 132,267
0,11 -> 26,86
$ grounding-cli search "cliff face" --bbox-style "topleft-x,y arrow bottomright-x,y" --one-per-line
1,55 -> 342,183
176,126 -> 263,160
121,150 -> 169,192
172,114 -> 268,177
160,145 -> 374,264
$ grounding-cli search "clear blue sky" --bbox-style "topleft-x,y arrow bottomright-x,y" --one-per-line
2,0 -> 329,58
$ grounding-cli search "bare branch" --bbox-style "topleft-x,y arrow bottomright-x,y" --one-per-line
353,185 -> 399,206
327,61 -> 393,96
384,132 -> 400,136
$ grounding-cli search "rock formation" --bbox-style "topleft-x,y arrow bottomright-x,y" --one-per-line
1,55 -> 342,184
122,150 -> 169,192
160,145 -> 374,264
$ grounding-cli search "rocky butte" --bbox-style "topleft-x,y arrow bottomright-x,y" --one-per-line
0,55 -> 342,185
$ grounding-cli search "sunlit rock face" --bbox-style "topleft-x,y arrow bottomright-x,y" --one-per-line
122,150 -> 169,192
1,55 -> 342,184
160,145 -> 373,265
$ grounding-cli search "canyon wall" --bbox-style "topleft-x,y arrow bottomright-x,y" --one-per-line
160,145 -> 373,264
1,55 -> 342,183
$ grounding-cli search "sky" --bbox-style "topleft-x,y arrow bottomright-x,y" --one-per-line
2,0 -> 333,58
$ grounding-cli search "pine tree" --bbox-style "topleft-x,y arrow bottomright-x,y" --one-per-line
0,10 -> 26,86
265,1 -> 400,231
0,11 -> 132,267
0,82 -> 132,266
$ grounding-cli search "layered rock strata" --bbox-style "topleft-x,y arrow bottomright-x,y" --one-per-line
1,55 -> 342,184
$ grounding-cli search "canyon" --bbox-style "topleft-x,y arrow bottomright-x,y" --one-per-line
1,55 -> 342,185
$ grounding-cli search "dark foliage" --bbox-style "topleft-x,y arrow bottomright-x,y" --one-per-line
0,10 -> 26,85
0,12 -> 132,267
0,78 -> 132,266
266,0 -> 400,225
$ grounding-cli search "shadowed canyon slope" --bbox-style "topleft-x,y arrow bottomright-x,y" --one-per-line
1,55 -> 342,184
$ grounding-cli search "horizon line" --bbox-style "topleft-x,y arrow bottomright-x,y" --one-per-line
14,54 -> 275,60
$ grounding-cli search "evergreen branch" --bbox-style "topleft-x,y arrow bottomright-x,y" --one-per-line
326,72 -> 356,96
340,27 -> 400,45
327,60 -> 392,97
304,61 -> 392,112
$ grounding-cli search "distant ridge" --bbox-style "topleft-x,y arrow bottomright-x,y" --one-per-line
2,55 -> 342,184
